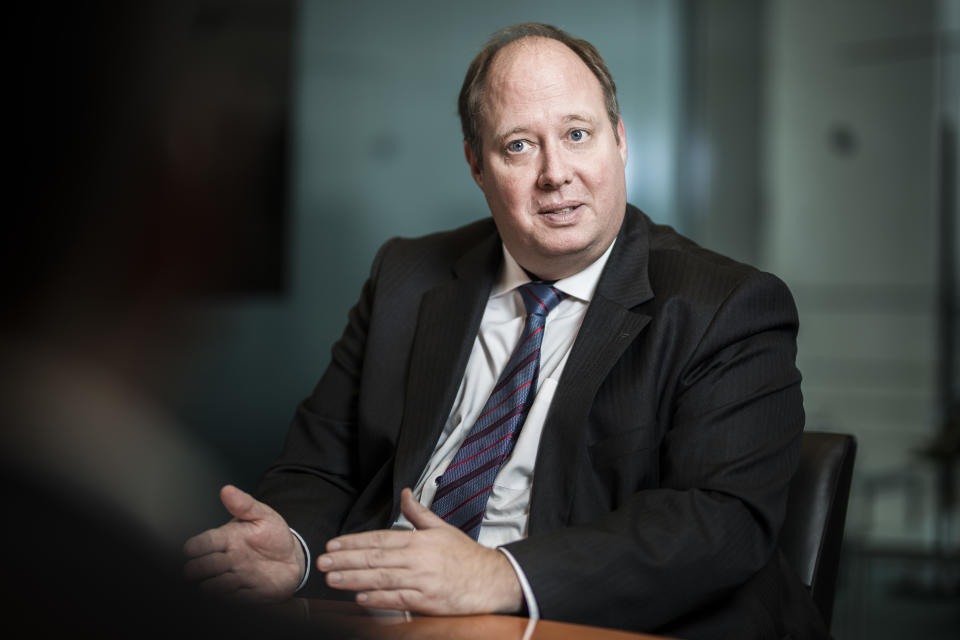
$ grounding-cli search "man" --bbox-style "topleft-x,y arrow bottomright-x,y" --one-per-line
185,23 -> 828,639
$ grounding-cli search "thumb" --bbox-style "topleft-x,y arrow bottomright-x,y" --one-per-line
220,484 -> 275,523
400,487 -> 447,530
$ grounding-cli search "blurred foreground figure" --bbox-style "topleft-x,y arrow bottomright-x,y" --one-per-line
3,4 -> 319,637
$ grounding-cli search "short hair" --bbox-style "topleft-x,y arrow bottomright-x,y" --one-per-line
458,23 -> 621,165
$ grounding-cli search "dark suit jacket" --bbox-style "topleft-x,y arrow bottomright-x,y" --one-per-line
257,205 -> 828,639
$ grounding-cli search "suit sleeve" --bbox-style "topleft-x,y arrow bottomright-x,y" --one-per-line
504,270 -> 804,631
253,239 -> 396,596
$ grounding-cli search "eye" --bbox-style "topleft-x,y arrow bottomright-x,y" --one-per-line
507,139 -> 527,153
569,129 -> 587,142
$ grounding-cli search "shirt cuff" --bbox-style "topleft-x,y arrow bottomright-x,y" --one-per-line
497,546 -> 540,620
289,528 -> 311,592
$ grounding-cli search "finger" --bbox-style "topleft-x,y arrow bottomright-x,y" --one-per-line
399,487 -> 447,530
355,588 -> 423,612
183,552 -> 233,581
219,484 -> 276,523
325,567 -> 412,592
317,547 -> 408,573
183,527 -> 228,557
199,571 -> 245,596
327,528 -> 413,552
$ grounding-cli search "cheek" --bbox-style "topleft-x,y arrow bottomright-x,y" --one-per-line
585,160 -> 624,200
486,171 -> 530,208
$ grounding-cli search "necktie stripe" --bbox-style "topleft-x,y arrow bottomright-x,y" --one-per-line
445,432 -> 515,472
511,326 -> 545,357
461,404 -> 529,448
520,284 -> 562,312
521,284 -> 549,312
491,349 -> 541,394
432,456 -> 505,501
474,380 -> 532,424
459,512 -> 484,534
438,484 -> 496,520
430,282 -> 565,539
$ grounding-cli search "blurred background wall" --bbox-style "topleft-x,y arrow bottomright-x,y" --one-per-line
11,1 -> 958,638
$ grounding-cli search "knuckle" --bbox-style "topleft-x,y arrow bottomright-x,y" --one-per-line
361,591 -> 389,609
376,568 -> 394,588
367,548 -> 386,568
397,589 -> 422,610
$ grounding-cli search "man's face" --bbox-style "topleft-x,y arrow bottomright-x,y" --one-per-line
466,37 -> 628,281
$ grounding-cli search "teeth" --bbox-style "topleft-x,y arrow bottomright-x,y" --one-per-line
550,207 -> 575,214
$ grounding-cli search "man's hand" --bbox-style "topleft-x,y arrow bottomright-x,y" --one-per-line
317,488 -> 523,615
183,485 -> 304,603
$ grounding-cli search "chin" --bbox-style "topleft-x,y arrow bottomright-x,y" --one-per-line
535,230 -> 596,256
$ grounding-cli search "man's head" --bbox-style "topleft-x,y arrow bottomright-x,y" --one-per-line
459,24 -> 621,165
459,24 -> 628,280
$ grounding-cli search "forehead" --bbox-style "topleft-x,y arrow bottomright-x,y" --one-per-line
480,37 -> 605,134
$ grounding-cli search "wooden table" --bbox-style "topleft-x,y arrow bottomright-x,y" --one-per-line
267,600 -> 674,640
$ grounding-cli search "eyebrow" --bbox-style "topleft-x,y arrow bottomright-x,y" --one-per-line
493,113 -> 599,147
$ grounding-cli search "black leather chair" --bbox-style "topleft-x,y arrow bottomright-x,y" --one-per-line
779,431 -> 857,629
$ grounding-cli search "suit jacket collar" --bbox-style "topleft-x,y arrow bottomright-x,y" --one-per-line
598,204 -> 655,306
390,228 -> 501,513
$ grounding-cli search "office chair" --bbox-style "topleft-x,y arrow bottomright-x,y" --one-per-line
779,431 -> 857,629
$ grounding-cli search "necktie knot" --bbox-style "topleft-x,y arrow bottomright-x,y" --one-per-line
519,282 -> 565,318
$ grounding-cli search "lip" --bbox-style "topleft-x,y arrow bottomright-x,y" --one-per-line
537,201 -> 583,215
536,202 -> 584,227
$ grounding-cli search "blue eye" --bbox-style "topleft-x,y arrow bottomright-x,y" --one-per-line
570,129 -> 585,142
507,140 -> 526,153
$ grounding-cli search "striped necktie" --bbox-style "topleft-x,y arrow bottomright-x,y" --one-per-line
430,281 -> 565,539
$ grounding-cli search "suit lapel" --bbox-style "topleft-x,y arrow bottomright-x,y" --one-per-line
529,206 -> 655,532
390,232 -> 501,510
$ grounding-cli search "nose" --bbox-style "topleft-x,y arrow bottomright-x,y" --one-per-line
537,143 -> 571,190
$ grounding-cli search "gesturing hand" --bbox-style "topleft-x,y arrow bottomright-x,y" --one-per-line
317,488 -> 523,615
183,485 -> 304,603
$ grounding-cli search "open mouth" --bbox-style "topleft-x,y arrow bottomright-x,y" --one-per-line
539,203 -> 582,215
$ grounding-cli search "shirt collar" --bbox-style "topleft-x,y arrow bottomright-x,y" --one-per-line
491,239 -> 617,303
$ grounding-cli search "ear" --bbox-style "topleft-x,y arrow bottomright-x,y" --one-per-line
464,140 -> 483,188
616,117 -> 628,165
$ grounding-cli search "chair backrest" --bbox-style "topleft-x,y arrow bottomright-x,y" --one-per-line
779,431 -> 857,628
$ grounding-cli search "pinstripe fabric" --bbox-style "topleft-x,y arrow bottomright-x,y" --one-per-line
429,282 -> 564,539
